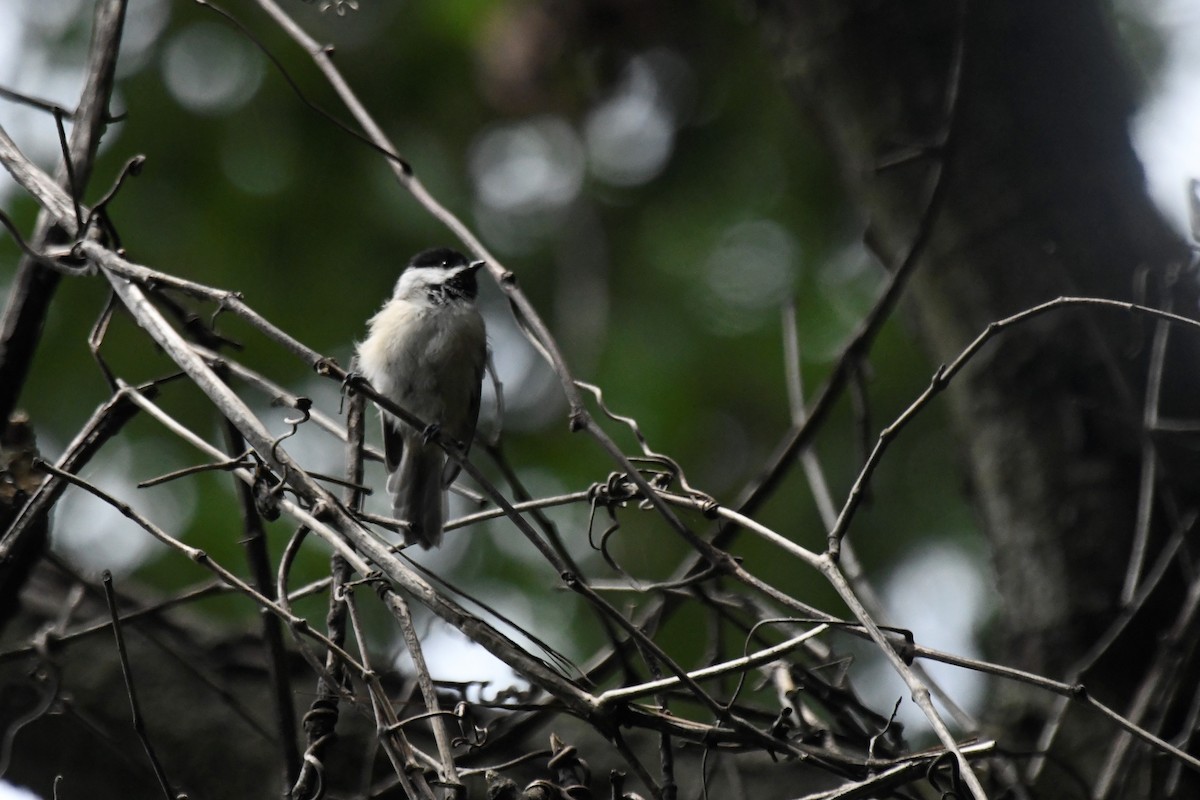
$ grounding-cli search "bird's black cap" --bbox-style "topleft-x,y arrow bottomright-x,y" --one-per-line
408,247 -> 470,270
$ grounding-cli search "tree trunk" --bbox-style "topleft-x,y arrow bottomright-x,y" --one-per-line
756,0 -> 1199,788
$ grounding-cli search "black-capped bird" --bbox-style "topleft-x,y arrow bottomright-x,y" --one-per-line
357,248 -> 487,548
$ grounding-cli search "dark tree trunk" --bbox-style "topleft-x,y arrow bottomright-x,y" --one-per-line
755,0 -> 1199,788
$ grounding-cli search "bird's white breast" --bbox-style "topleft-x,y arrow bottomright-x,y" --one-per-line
356,297 -> 486,435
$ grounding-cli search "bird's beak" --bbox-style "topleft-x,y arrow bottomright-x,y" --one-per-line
468,260 -> 486,273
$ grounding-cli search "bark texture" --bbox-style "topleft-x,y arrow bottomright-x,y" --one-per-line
755,0 -> 1199,775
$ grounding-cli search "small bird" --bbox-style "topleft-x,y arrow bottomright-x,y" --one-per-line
356,247 -> 487,548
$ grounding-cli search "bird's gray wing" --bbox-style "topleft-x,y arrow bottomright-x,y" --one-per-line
442,355 -> 485,487
382,416 -> 404,473
391,444 -> 445,548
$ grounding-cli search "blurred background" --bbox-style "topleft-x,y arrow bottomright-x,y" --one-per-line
2,0 -> 1197,765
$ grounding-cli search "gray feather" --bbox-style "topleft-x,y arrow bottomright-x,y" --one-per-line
442,360 -> 485,486
388,431 -> 447,549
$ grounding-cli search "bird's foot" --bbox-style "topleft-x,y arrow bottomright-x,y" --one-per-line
337,369 -> 363,415
421,422 -> 442,445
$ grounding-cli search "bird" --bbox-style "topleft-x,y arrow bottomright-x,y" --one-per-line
356,247 -> 487,548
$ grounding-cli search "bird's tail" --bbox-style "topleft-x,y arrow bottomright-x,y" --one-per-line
388,442 -> 446,548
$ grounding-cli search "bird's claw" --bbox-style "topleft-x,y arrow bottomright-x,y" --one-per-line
338,369 -> 361,414
421,422 -> 441,445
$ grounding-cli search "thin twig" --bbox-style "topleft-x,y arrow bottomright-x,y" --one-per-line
781,303 -> 976,730
0,0 -> 127,422
0,385 -> 148,631
0,86 -> 75,118
224,421 -> 301,786
193,343 -> 385,463
1093,570 -> 1200,796
381,587 -> 464,797
596,625 -> 829,705
785,304 -> 1021,796
657,490 -> 1200,779
793,741 -> 997,800
102,571 -> 176,800
1121,314 -> 1170,604
825,297 -> 1200,555
735,0 -> 970,531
